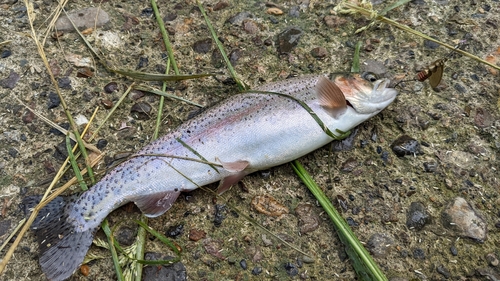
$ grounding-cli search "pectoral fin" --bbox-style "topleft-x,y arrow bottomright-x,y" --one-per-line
133,190 -> 181,217
216,158 -> 249,172
316,76 -> 347,118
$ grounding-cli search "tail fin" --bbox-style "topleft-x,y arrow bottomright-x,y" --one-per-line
23,196 -> 97,281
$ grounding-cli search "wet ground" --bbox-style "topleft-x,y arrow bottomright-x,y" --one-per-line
0,0 -> 499,280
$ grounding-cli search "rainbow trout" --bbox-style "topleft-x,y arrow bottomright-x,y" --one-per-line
24,74 -> 398,280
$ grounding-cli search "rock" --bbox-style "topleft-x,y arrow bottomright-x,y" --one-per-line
104,82 -> 118,93
192,38 -> 212,54
115,226 -> 137,246
0,219 -> 11,237
143,253 -> 186,281
203,238 -> 225,259
361,60 -> 388,77
310,47 -> 328,58
213,204 -> 226,227
441,197 -> 487,242
58,77 -> 72,89
277,27 -> 303,54
213,1 -> 229,11
0,70 -> 20,89
406,202 -> 431,231
366,233 -> 393,258
47,92 -> 61,109
165,224 -> 184,238
391,135 -> 422,157
226,12 -> 253,25
284,262 -> 298,276
130,102 -> 152,120
188,229 -> 206,241
251,195 -> 288,217
55,7 -> 110,32
295,203 -> 320,234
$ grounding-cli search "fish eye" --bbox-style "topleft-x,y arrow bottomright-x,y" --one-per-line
362,72 -> 378,82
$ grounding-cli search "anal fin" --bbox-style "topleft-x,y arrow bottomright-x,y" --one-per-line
133,190 -> 181,218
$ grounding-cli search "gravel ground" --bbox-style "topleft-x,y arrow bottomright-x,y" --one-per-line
0,0 -> 499,280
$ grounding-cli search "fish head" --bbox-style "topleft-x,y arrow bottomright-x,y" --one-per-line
332,74 -> 398,116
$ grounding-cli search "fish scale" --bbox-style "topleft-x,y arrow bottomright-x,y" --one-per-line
23,73 -> 398,281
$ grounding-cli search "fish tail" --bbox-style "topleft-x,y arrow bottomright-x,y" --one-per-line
23,195 -> 97,281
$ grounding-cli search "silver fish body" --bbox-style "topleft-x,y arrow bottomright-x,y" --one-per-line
25,74 -> 398,281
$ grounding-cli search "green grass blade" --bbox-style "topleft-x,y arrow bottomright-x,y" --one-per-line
379,0 -> 412,16
111,70 -> 212,82
134,85 -> 203,108
291,160 -> 387,281
65,135 -> 88,191
101,219 -> 125,281
351,41 -> 362,73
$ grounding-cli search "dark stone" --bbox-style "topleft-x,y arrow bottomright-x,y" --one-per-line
295,203 -> 320,234
8,147 -> 18,158
58,77 -> 72,89
165,224 -> 184,238
104,81 -> 118,93
413,248 -> 425,259
226,12 -> 252,25
213,204 -> 226,227
406,202 -> 431,231
239,259 -> 247,269
0,219 -> 11,237
163,13 -> 177,22
229,49 -> 242,66
136,56 -> 149,70
436,264 -> 451,278
391,135 -> 422,157
49,123 -> 70,136
454,83 -> 467,93
116,226 -> 137,246
251,266 -> 262,275
450,245 -> 458,256
143,253 -> 186,281
289,6 -> 300,17
141,8 -> 153,17
131,102 -> 152,120
1,49 -> 12,58
47,92 -> 61,109
284,262 -> 298,276
277,27 -> 303,54
0,70 -> 20,89
96,139 -> 108,150
213,1 -> 229,11
192,38 -> 212,54
424,38 -> 440,49
423,161 -> 438,173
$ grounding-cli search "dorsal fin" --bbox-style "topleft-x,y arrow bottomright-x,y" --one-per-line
316,76 -> 347,118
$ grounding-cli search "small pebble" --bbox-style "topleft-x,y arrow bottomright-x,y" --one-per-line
251,195 -> 288,217
104,81 -> 118,93
242,19 -> 259,34
239,259 -> 247,270
213,204 -> 226,227
450,245 -> 458,256
116,226 -> 137,246
406,202 -> 431,231
0,70 -> 20,89
276,27 -> 303,54
310,47 -> 328,58
441,197 -> 487,242
136,56 -> 149,70
213,1 -> 229,11
367,233 -> 393,258
163,13 -> 177,22
284,262 -> 298,276
96,139 -> 108,150
192,38 -> 212,54
101,99 -> 113,109
485,253 -> 499,267
1,49 -> 12,58
130,102 -> 152,120
413,248 -> 426,259
295,203 -> 320,234
252,267 -> 262,275
266,7 -> 283,15
80,264 -> 90,276
188,229 -> 206,241
391,135 -> 422,157
165,224 -> 184,238
47,92 -> 61,109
